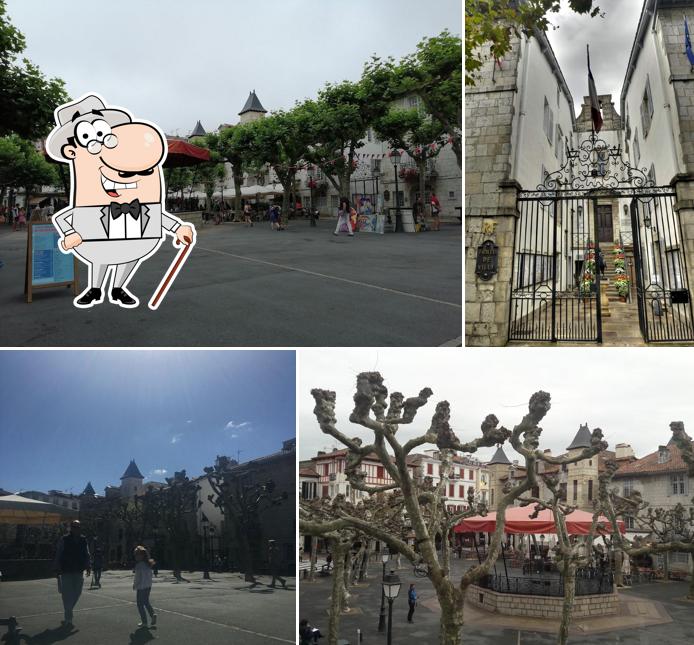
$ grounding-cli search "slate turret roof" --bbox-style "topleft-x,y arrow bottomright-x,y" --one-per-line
239,90 -> 266,115
120,460 -> 144,480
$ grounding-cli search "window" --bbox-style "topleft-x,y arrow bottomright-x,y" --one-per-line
449,484 -> 455,497
543,97 -> 554,144
666,249 -> 684,289
491,489 -> 494,505
315,167 -> 323,180
323,464 -> 329,476
640,77 -> 654,136
448,191 -> 455,199
469,470 -> 474,480
459,485 -> 465,498
427,463 -> 433,475
625,516 -> 635,529
671,473 -> 687,495
515,252 -> 553,289
376,466 -> 384,480
588,480 -> 593,501
573,480 -> 578,501
623,479 -> 633,497
370,158 -> 381,173
633,130 -> 640,167
367,128 -> 372,143
560,483 -> 567,500
555,124 -> 563,163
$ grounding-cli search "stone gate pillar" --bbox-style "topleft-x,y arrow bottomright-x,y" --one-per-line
465,180 -> 519,346
673,177 -> 694,301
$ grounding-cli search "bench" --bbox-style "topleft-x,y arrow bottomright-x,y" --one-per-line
298,560 -> 328,578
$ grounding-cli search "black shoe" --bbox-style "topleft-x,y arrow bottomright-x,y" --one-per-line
110,287 -> 138,307
75,287 -> 103,307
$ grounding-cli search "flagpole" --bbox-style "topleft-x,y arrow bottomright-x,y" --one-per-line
587,44 -> 594,140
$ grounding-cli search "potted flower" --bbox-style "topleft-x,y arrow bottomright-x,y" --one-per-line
614,274 -> 630,301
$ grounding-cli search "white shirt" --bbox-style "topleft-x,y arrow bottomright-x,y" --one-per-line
108,211 -> 143,240
133,561 -> 153,590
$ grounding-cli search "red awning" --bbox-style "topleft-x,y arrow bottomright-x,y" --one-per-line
454,504 -> 624,536
165,139 -> 211,167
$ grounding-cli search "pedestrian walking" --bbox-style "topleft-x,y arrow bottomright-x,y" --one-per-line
14,206 -> 26,231
133,545 -> 157,628
268,539 -> 287,588
325,551 -> 332,571
407,583 -> 417,623
53,520 -> 91,628
430,192 -> 441,231
244,202 -> 254,227
333,197 -> 354,236
92,544 -> 103,587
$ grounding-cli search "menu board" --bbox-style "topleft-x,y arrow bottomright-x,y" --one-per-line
25,223 -> 78,302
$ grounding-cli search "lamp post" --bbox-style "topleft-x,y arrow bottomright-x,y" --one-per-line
372,167 -> 381,221
307,167 -> 317,227
209,526 -> 216,571
201,515 -> 210,579
383,570 -> 401,645
377,550 -> 390,631
389,150 -> 403,232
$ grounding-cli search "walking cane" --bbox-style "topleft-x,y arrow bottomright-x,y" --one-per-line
148,235 -> 193,310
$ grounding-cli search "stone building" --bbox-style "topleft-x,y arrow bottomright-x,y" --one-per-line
613,435 -> 694,572
466,0 -> 694,346
485,425 -> 614,513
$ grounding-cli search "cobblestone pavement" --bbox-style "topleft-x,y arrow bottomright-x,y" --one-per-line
0,569 -> 295,644
0,220 -> 462,347
299,557 -> 694,644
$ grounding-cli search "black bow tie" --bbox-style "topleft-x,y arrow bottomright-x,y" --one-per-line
110,199 -> 141,220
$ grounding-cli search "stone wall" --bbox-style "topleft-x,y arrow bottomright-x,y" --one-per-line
466,584 -> 619,618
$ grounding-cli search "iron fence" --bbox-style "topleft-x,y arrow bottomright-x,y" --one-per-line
477,572 -> 614,597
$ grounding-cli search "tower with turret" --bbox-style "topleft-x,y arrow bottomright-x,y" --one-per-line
120,460 -> 144,499
238,90 -> 267,124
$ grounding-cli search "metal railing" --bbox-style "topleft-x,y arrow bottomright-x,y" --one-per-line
477,572 -> 614,597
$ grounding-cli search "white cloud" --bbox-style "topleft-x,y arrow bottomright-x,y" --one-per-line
225,420 -> 251,430
171,433 -> 183,444
186,420 -> 192,424
231,433 -> 239,439
150,468 -> 167,476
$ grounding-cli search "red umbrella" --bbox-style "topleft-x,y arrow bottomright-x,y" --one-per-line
164,138 -> 211,167
454,504 -> 624,536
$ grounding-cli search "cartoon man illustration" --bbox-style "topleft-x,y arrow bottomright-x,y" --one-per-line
46,94 -> 195,309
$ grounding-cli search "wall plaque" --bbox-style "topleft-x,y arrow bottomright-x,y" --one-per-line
475,239 -> 498,281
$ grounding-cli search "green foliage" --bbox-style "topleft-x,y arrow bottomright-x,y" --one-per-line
373,108 -> 448,161
163,167 -> 193,195
0,134 -> 58,189
466,1 -> 600,87
364,30 -> 462,167
0,0 -> 69,138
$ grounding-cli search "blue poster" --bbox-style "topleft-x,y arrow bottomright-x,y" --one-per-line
31,225 -> 74,286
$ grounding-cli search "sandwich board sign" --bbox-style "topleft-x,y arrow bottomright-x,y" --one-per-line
24,222 -> 78,303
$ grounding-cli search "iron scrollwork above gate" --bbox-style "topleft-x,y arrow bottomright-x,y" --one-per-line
520,132 -> 673,200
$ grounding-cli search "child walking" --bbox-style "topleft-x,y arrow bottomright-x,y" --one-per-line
133,546 -> 157,628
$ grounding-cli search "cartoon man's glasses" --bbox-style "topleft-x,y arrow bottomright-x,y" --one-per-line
75,119 -> 118,155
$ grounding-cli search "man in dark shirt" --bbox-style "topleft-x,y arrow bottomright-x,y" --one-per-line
53,520 -> 91,627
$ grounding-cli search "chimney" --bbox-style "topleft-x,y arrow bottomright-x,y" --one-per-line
615,443 -> 635,460
317,451 -> 326,456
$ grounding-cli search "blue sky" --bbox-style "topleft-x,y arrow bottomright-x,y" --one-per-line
0,351 -> 295,495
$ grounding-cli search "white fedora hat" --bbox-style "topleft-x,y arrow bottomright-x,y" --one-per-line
46,94 -> 132,161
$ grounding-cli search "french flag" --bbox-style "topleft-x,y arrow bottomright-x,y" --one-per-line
587,45 -> 603,133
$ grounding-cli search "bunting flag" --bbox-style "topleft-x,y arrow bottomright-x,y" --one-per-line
686,17 -> 694,66
587,45 -> 603,133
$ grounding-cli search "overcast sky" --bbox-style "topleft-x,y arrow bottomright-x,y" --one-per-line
298,349 -> 694,463
7,0 -> 461,136
547,1 -> 642,116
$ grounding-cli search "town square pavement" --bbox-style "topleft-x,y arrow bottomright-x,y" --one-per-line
0,570 -> 295,644
299,557 -> 694,644
0,220 -> 462,347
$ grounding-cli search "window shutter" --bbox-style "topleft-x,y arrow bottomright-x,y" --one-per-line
647,79 -> 654,117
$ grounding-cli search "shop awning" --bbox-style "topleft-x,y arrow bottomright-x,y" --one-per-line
164,139 -> 211,167
454,504 -> 624,536
0,494 -> 78,526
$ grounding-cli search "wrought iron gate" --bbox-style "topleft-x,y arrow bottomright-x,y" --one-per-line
508,133 -> 694,343
631,194 -> 694,341
510,194 -> 602,342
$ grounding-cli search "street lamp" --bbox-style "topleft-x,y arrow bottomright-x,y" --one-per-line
389,150 -> 403,232
383,570 -> 401,645
307,167 -> 317,227
372,166 -> 381,221
377,550 -> 390,632
201,514 -> 210,579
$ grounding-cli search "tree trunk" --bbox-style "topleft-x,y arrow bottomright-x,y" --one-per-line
557,562 -> 576,645
358,542 -> 370,581
418,158 -> 427,222
663,552 -> 670,581
233,173 -> 242,220
327,540 -> 348,645
441,529 -> 451,577
614,548 -> 624,587
309,535 -> 317,582
341,549 -> 351,610
438,587 -> 464,645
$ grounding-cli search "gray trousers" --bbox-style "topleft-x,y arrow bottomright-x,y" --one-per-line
60,572 -> 84,622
